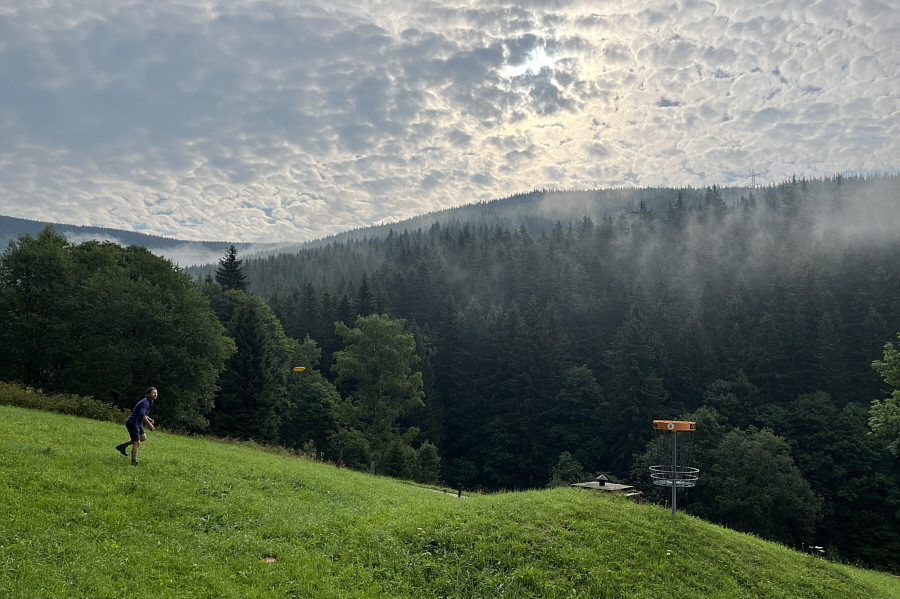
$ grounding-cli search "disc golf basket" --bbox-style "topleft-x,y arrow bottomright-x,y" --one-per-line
649,420 -> 699,515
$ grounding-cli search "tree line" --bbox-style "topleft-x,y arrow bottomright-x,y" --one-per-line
2,174 -> 899,570
0,231 -> 438,483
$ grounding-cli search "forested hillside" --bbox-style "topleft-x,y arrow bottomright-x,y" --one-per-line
193,174 -> 900,569
3,175 -> 899,571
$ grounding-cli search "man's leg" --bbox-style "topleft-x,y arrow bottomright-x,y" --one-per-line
119,423 -> 140,456
131,432 -> 146,464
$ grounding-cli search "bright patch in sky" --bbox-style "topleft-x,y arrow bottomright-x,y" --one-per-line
502,46 -> 556,77
0,1 -> 896,242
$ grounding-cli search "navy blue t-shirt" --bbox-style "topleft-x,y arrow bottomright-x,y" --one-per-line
126,397 -> 153,427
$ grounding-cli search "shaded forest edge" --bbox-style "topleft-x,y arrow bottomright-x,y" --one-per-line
2,174 -> 900,572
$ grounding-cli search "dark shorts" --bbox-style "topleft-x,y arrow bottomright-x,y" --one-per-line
126,421 -> 144,443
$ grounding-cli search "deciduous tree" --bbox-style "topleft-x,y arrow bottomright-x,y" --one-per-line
332,314 -> 425,472
0,230 -> 235,429
869,333 -> 900,456
0,227 -> 75,387
698,426 -> 822,546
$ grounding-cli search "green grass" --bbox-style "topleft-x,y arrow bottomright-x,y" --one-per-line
1,406 -> 897,598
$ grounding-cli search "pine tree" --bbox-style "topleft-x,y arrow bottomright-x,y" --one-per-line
210,291 -> 292,441
702,184 -> 727,220
602,304 -> 669,474
355,272 -> 375,317
215,245 -> 248,292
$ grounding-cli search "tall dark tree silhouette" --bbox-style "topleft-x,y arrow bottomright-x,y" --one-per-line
215,245 -> 248,292
355,272 -> 376,316
602,304 -> 669,474
702,184 -> 727,220
0,226 -> 74,388
209,290 -> 293,442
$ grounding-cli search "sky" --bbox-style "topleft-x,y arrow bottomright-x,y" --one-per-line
0,1 -> 897,243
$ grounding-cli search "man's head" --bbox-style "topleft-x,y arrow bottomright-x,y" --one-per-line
146,387 -> 158,401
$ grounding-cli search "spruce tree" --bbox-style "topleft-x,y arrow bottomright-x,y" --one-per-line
602,304 -> 668,474
210,291 -> 292,441
215,245 -> 248,292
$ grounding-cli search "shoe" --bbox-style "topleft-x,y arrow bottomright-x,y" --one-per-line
132,461 -> 139,466
116,444 -> 128,456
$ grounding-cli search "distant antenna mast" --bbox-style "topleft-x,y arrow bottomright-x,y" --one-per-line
649,420 -> 699,515
748,169 -> 758,188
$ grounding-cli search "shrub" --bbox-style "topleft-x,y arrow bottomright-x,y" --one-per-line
415,441 -> 442,484
0,381 -> 127,423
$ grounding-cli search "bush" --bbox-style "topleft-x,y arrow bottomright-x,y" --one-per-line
415,441 -> 442,484
547,451 -> 587,488
331,428 -> 371,471
0,381 -> 127,423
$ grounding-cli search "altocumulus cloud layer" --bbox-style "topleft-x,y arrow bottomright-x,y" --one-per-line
0,0 -> 897,242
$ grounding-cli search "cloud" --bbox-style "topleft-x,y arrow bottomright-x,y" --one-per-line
0,0 -> 897,242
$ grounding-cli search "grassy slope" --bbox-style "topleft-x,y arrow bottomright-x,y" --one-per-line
1,406 -> 897,599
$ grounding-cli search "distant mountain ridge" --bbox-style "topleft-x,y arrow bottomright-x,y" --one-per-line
0,214 -> 281,267
1,187 -> 714,266
0,213 -> 219,247
3,178 -> 884,266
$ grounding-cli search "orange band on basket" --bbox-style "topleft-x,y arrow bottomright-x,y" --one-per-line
652,420 -> 696,431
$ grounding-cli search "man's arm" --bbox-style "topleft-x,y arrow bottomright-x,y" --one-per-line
143,415 -> 155,431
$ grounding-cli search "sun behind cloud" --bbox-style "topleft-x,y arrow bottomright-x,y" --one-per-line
501,44 -> 557,78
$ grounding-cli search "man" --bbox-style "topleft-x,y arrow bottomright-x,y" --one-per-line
116,387 -> 157,465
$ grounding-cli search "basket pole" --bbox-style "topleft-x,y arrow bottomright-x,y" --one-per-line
671,431 -> 678,515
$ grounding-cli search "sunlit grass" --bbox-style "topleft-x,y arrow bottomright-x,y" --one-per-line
1,405 -> 897,598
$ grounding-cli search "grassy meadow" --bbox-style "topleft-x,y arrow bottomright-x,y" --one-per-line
1,405 -> 897,598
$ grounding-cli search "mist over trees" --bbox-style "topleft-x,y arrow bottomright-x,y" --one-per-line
217,174 -> 900,568
2,174 -> 899,571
